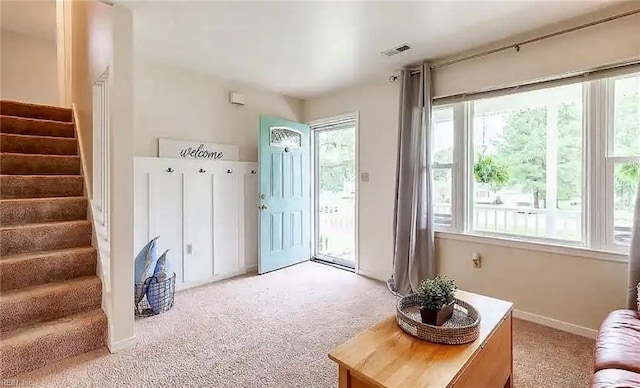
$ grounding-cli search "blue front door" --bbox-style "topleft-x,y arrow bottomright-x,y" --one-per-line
258,116 -> 310,274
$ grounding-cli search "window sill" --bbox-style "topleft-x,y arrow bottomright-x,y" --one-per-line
434,230 -> 628,263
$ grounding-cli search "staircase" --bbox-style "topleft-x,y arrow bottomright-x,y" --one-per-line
0,100 -> 107,378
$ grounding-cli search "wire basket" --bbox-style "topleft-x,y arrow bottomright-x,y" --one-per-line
135,273 -> 176,317
396,294 -> 480,344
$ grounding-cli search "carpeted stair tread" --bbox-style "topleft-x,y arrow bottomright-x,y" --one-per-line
0,220 -> 92,256
0,133 -> 77,155
1,115 -> 75,138
0,246 -> 95,262
0,197 -> 87,226
0,175 -> 83,199
0,276 -> 102,333
0,308 -> 106,378
0,247 -> 96,291
0,153 -> 80,175
0,99 -> 103,378
0,100 -> 72,123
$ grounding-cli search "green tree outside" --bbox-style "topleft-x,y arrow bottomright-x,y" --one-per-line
318,128 -> 356,193
485,103 -> 582,209
478,82 -> 637,210
613,83 -> 640,210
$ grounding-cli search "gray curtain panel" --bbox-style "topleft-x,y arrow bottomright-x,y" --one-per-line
388,63 -> 436,296
627,179 -> 640,309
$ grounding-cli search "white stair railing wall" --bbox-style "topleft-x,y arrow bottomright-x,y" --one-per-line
92,68 -> 111,297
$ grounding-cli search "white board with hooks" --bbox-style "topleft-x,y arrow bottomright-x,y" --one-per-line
134,157 -> 258,291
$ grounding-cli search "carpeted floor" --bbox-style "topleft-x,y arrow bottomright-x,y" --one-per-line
16,262 -> 594,387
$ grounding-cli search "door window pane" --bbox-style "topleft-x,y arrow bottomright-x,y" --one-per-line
614,75 -> 640,157
471,84 -> 583,241
270,127 -> 302,148
316,127 -> 356,264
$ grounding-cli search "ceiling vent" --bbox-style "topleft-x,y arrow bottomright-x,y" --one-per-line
381,44 -> 411,57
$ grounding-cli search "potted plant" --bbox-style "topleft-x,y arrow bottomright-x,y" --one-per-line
417,276 -> 457,326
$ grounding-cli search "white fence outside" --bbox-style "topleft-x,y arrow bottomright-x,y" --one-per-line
316,201 -> 633,255
318,196 -> 355,261
473,205 -> 581,241
436,202 -> 637,244
434,203 -> 582,241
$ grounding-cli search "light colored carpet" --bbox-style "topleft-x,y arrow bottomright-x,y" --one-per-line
16,262 -> 594,387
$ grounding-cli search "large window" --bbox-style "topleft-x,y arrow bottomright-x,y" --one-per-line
431,72 -> 640,252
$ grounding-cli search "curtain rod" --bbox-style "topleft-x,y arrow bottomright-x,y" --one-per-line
391,7 -> 640,80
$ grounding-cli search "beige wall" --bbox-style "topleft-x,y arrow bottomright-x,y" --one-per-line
437,237 -> 627,332
303,78 -> 627,332
0,29 -> 58,105
133,57 -> 303,161
302,6 -> 637,332
304,80 -> 400,280
71,0 -> 112,191
432,3 -> 640,98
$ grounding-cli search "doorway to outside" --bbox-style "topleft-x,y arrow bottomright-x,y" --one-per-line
311,115 -> 357,270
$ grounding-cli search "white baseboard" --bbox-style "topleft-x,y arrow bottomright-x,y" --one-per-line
175,266 -> 258,292
108,334 -> 137,353
513,309 -> 598,339
351,270 -> 597,339
356,268 -> 387,282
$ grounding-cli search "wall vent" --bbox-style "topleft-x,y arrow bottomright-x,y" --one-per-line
381,44 -> 411,57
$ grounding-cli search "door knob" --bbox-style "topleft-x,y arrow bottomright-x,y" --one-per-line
260,204 -> 268,210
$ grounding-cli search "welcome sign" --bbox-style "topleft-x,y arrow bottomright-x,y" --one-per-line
158,139 -> 239,161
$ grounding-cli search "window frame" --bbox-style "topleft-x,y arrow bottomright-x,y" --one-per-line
468,85 -> 587,246
602,75 -> 640,252
432,72 -> 640,257
430,104 -> 466,232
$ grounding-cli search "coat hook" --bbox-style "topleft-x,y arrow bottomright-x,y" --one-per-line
251,170 -> 257,175
166,167 -> 174,173
199,168 -> 206,173
227,169 -> 233,174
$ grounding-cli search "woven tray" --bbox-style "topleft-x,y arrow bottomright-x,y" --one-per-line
396,294 -> 481,344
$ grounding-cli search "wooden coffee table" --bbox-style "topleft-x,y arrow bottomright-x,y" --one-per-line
329,290 -> 513,388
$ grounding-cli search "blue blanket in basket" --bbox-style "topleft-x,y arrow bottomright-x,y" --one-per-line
147,250 -> 173,314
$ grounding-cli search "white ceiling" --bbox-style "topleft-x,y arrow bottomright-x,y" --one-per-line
1,0 -> 57,41
126,1 -> 614,99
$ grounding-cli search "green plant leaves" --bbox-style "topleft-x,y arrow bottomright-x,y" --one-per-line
417,276 -> 457,312
473,154 -> 509,191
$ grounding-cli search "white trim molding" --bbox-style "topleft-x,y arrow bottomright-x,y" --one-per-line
513,309 -> 598,339
92,68 -> 112,295
174,266 -> 258,292
435,231 -> 628,263
357,268 -> 388,282
108,333 -> 137,353
309,112 -> 360,272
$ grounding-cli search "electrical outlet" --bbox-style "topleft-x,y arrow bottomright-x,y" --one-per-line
186,244 -> 193,254
472,252 -> 482,268
361,172 -> 370,182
